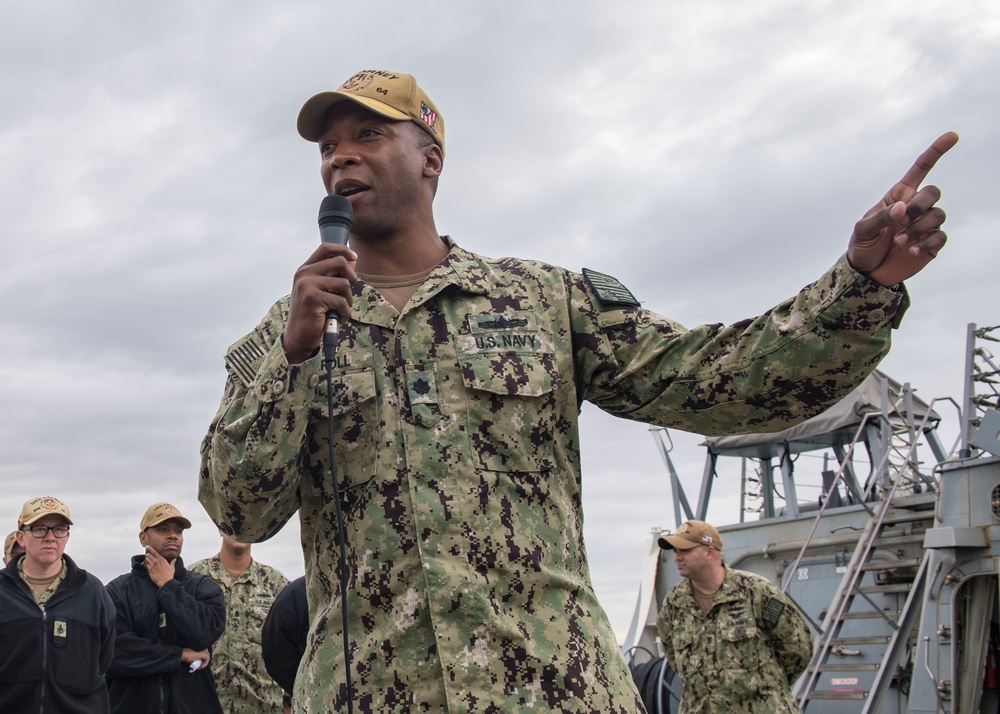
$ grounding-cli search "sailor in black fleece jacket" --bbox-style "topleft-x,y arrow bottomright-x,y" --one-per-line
105,503 -> 225,714
0,496 -> 116,714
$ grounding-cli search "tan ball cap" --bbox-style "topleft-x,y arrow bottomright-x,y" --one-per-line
657,520 -> 723,551
19,496 -> 73,527
297,69 -> 445,154
140,503 -> 192,530
4,531 -> 18,558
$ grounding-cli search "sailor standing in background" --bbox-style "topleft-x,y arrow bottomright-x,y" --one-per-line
190,533 -> 288,713
656,520 -> 812,713
261,576 -> 309,713
0,496 -> 116,714
3,529 -> 25,564
105,502 -> 226,714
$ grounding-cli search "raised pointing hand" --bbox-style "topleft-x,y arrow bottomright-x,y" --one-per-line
847,132 -> 959,287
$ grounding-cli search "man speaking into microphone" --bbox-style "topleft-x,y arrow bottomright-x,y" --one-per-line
199,69 -> 956,712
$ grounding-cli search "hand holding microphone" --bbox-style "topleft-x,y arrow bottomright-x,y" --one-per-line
281,195 -> 356,365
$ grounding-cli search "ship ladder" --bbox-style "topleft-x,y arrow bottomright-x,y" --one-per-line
795,497 -> 932,710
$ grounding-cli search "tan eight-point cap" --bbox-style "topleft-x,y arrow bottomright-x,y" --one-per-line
18,496 -> 73,527
657,520 -> 723,551
297,69 -> 445,154
140,503 -> 193,530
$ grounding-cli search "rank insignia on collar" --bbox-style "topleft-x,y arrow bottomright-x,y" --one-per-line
583,268 -> 640,308
407,370 -> 438,404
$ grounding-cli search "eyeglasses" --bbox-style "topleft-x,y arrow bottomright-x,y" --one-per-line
21,525 -> 71,539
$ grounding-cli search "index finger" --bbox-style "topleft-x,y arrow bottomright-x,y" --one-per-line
305,242 -> 356,267
898,132 -> 959,190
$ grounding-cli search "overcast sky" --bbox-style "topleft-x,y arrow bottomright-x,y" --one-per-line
2,1 -> 997,642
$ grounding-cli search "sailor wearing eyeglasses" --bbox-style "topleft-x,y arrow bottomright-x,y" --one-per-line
0,495 -> 116,713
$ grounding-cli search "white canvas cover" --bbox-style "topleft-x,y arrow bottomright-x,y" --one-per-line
703,370 -> 940,459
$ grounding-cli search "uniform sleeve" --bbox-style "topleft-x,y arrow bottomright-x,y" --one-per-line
199,298 -> 316,542
655,593 -> 678,666
571,255 -> 908,435
754,584 -> 814,683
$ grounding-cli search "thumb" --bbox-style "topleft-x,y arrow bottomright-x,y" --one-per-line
855,201 -> 906,244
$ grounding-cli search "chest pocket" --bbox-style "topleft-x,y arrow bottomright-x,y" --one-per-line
245,594 -> 275,644
314,348 -> 379,491
456,328 -> 560,472
715,606 -> 762,686
667,619 -> 703,684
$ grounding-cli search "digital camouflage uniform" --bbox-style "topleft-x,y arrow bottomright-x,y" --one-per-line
189,556 -> 289,713
199,237 -> 904,713
656,566 -> 813,713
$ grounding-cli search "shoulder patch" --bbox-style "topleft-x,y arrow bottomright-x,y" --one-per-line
761,596 -> 787,629
583,268 -> 640,308
224,330 -> 270,388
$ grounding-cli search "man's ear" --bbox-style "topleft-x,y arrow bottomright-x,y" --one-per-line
138,531 -> 148,548
422,144 -> 443,178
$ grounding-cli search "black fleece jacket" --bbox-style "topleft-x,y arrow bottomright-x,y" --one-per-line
0,553 -> 116,714
105,555 -> 225,714
261,575 -> 308,694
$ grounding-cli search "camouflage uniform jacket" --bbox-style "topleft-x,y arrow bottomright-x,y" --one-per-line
189,556 -> 289,714
199,237 -> 902,713
655,567 -> 813,713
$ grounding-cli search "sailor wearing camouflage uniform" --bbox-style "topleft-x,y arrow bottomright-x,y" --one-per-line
190,534 -> 289,714
656,521 -> 811,713
198,69 -> 955,713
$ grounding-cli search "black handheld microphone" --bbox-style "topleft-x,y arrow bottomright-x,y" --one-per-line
318,195 -> 353,360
